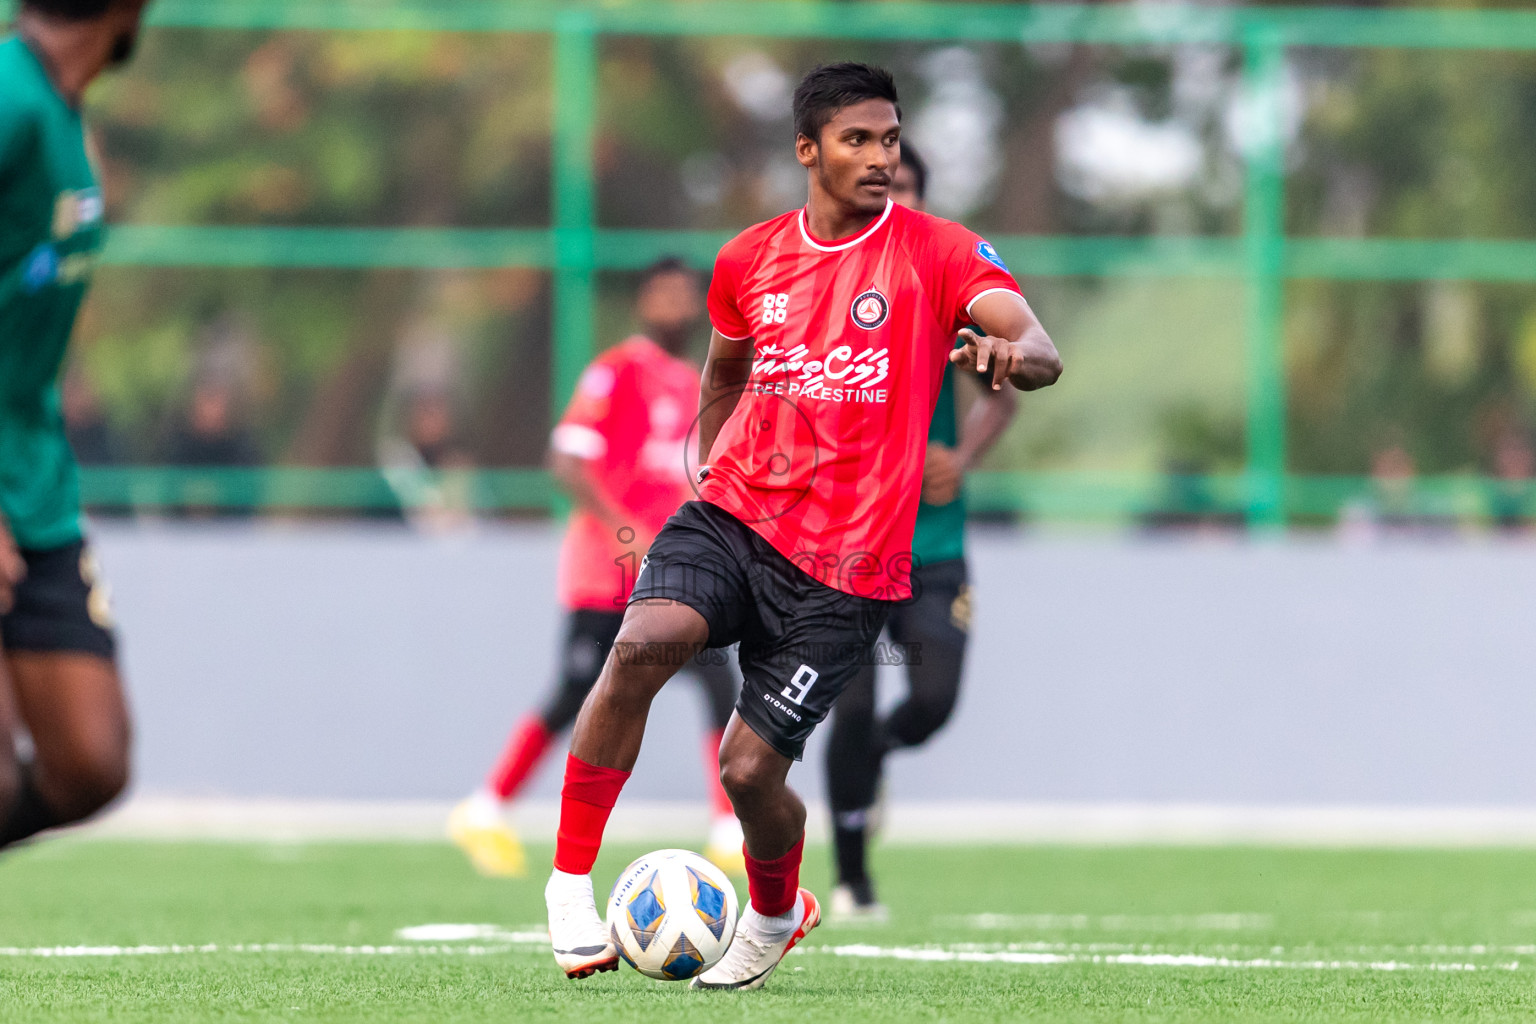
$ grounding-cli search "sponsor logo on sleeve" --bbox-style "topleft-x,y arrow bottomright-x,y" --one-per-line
976,240 -> 1009,272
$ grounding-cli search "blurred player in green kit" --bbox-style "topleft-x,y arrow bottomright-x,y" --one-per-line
823,143 -> 1019,920
0,0 -> 150,851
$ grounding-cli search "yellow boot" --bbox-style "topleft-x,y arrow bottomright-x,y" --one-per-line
448,794 -> 527,878
703,814 -> 746,878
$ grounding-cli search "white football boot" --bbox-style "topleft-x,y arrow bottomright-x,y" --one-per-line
691,888 -> 820,991
545,869 -> 618,979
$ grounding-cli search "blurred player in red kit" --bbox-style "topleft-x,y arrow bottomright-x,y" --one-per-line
450,259 -> 744,878
543,62 -> 1060,988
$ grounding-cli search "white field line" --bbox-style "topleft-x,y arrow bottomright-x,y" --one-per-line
939,912 -> 1277,931
0,943 -> 538,958
805,944 -> 1520,973
0,926 -> 1523,973
931,940 -> 1536,957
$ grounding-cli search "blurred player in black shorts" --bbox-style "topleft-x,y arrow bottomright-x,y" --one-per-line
824,144 -> 1018,920
0,0 -> 151,854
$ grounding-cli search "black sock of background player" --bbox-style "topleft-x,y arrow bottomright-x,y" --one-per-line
0,762 -> 62,849
832,811 -> 870,887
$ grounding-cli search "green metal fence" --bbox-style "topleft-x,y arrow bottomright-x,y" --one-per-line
17,0 -> 1536,524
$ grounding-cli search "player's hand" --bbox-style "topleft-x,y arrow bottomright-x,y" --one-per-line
921,442 -> 962,506
952,328 -> 1023,392
0,515 -> 23,615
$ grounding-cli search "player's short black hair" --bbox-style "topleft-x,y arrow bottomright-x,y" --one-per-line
638,256 -> 698,291
793,62 -> 901,143
21,0 -> 115,20
900,141 -> 928,201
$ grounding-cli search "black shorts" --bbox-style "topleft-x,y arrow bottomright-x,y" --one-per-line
889,558 -> 971,668
0,540 -> 117,659
630,501 -> 892,760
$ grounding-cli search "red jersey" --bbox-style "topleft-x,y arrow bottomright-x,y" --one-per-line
701,200 -> 1021,600
553,336 -> 698,611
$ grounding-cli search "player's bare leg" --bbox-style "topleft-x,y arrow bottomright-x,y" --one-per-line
546,599 -> 709,979
716,713 -> 802,858
0,657 -> 21,834
0,651 -> 131,848
692,714 -> 819,991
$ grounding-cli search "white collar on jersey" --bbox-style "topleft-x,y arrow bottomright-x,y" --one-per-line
797,198 -> 894,253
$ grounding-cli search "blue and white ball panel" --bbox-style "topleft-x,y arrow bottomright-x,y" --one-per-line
687,865 -> 729,941
661,933 -> 705,980
625,870 -> 666,952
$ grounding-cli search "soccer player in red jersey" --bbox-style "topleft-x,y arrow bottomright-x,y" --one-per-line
544,63 -> 1060,987
449,259 -> 743,878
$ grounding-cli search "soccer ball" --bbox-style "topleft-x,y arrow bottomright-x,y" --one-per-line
606,848 -> 739,980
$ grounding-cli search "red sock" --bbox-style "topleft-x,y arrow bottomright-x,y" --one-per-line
744,834 -> 805,918
486,716 -> 554,801
702,729 -> 733,818
553,753 -> 631,874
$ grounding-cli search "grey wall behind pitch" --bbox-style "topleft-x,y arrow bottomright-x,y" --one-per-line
93,524 -> 1536,805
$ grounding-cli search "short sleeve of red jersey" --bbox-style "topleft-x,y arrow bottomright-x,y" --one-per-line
706,233 -> 755,341
927,220 -> 1024,334
551,355 -> 625,460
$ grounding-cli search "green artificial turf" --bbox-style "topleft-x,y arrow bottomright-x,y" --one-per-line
2,839 -> 1536,1022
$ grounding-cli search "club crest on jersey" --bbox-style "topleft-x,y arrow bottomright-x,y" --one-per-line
976,241 -> 1009,272
849,288 -> 890,330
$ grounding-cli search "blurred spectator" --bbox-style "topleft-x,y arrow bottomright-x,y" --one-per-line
404,390 -> 472,472
1140,458 -> 1243,536
62,370 -> 126,466
162,377 -> 263,518
1337,438 -> 1439,541
164,377 -> 262,468
379,387 -> 478,533
1488,426 -> 1536,535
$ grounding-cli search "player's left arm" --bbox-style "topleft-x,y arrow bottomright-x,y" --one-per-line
955,372 -> 1018,471
923,375 -> 1017,507
951,291 -> 1062,393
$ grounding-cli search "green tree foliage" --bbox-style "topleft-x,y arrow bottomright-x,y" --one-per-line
1287,42 -> 1536,478
45,2 -> 1536,507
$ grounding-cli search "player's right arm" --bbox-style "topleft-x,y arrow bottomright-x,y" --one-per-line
696,328 -> 754,472
696,232 -> 759,473
0,101 -> 34,612
0,100 -> 40,308
549,359 -> 632,536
